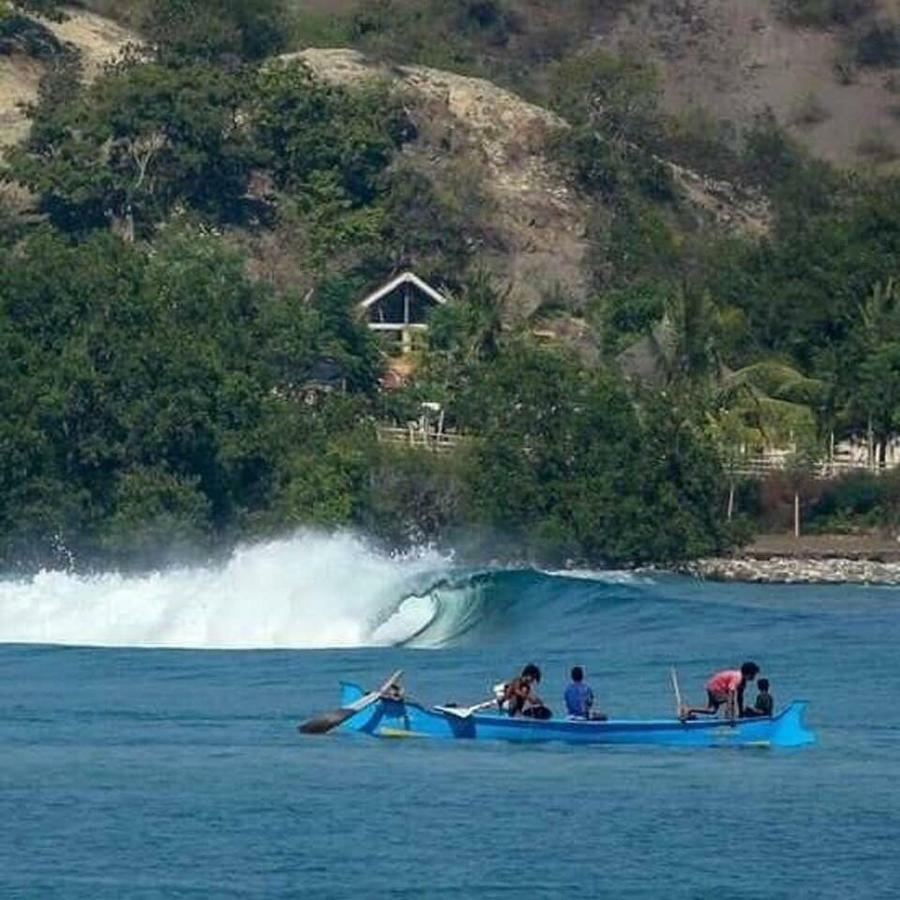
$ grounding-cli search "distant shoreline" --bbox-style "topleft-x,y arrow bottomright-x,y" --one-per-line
682,534 -> 900,585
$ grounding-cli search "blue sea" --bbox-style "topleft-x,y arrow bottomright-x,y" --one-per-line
1,533 -> 898,899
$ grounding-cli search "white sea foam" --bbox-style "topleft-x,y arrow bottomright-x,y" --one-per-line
541,568 -> 654,585
0,532 -> 451,650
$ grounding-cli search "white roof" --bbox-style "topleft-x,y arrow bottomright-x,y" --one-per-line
358,271 -> 449,310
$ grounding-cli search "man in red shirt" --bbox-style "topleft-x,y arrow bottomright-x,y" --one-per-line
681,661 -> 760,719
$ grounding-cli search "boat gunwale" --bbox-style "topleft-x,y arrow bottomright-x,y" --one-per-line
423,701 -> 804,732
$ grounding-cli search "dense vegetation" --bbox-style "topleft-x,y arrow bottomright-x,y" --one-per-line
1,0 -> 898,570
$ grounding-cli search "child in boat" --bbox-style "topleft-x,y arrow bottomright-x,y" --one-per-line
742,678 -> 773,717
564,666 -> 607,720
681,661 -> 759,719
502,663 -> 552,719
754,678 -> 773,716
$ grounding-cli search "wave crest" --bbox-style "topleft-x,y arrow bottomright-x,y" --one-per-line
0,533 -> 453,650
0,534 -> 652,650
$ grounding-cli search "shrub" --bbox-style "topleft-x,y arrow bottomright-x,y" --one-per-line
856,128 -> 899,163
777,0 -> 873,28
854,21 -> 900,68
143,0 -> 292,64
790,92 -> 830,128
664,108 -> 742,181
804,471 -> 900,532
0,10 -> 65,58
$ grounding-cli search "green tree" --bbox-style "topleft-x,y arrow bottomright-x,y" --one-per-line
100,467 -> 212,563
429,271 -> 506,367
549,49 -> 661,148
254,62 -> 409,204
856,343 -> 900,467
144,0 -> 291,64
1,0 -> 66,20
458,340 -> 733,564
0,0 -> 66,59
5,62 -> 254,237
548,48 -> 670,208
0,224 -> 383,568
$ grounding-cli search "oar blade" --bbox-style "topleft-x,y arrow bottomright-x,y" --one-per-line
298,669 -> 403,735
298,707 -> 357,734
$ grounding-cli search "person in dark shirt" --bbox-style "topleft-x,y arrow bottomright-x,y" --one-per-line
564,666 -> 607,720
754,678 -> 774,716
742,677 -> 774,717
503,663 -> 551,719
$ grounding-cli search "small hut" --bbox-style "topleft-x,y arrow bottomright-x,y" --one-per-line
358,271 -> 449,355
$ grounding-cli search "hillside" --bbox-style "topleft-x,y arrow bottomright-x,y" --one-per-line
0,8 -> 135,148
288,47 -> 591,313
1,1 -> 898,570
0,4 -> 768,310
6,2 -> 900,168
288,47 -> 767,313
280,0 -> 900,171
608,0 -> 900,168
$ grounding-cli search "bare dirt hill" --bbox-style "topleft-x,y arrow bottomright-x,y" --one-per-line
607,0 -> 900,168
0,8 -> 135,150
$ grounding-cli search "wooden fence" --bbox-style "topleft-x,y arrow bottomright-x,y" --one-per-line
376,425 -> 467,454
731,456 -> 898,479
376,426 -> 899,478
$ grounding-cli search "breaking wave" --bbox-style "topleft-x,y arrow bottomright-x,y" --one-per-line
0,532 -> 650,650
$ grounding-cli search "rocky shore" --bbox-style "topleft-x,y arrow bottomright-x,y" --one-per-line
676,533 -> 900,584
682,556 -> 900,585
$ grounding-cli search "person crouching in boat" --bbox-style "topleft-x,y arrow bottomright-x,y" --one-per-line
741,677 -> 773,718
502,663 -> 552,720
564,666 -> 607,720
682,661 -> 760,720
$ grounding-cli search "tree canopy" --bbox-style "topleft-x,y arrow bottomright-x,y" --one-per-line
2,0 -> 900,568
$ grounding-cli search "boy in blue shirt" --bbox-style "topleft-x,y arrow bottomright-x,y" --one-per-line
564,666 -> 607,720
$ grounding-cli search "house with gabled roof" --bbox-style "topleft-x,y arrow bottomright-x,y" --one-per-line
358,271 -> 450,356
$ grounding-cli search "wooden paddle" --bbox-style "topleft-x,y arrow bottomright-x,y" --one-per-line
670,666 -> 685,719
298,669 -> 403,735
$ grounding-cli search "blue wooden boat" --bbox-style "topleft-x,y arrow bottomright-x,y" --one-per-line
312,681 -> 816,748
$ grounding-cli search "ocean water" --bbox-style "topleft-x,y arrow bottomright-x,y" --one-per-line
1,533 -> 898,899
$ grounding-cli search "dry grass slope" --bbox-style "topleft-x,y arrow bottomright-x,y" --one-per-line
0,7 -> 136,150
608,0 -> 900,168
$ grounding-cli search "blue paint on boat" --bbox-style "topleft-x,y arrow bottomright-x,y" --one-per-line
332,681 -> 816,748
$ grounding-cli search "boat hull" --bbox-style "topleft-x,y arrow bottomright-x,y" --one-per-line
332,683 -> 816,748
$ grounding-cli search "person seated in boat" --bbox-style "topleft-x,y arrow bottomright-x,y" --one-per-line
564,666 -> 607,720
502,664 -> 552,720
742,678 -> 773,718
681,661 -> 760,719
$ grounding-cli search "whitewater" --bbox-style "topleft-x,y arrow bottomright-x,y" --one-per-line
0,532 -> 474,650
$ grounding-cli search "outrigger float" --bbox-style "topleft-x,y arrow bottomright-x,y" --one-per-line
298,674 -> 816,749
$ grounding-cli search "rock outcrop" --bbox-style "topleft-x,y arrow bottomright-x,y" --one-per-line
288,48 -> 591,315
287,47 -> 770,314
